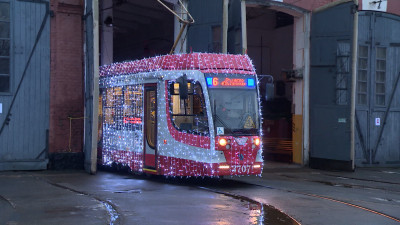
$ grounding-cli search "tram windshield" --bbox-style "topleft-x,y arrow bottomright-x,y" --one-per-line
206,74 -> 260,136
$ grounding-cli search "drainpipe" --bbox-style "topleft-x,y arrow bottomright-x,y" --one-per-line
222,0 -> 228,53
241,0 -> 247,54
350,0 -> 359,170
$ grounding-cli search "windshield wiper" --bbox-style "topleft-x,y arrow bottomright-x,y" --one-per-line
214,113 -> 231,130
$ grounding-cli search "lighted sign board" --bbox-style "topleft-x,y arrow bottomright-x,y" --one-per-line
123,117 -> 142,124
206,77 -> 255,88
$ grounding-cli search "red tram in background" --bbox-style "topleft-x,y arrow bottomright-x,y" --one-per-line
98,53 -> 263,176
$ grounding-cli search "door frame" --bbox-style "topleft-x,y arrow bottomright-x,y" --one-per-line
143,83 -> 158,171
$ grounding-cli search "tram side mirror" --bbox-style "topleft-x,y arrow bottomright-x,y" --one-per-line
176,74 -> 188,99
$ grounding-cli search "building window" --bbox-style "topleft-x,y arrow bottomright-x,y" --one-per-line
375,47 -> 386,106
168,80 -> 209,135
357,45 -> 368,105
336,42 -> 350,105
0,1 -> 10,93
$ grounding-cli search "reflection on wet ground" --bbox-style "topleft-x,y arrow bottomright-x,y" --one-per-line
225,192 -> 299,225
129,174 -> 300,225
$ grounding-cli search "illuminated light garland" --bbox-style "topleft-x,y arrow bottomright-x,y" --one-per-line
98,53 -> 264,177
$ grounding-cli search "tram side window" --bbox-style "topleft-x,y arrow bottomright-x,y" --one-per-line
98,90 -> 104,142
103,85 -> 143,130
104,87 -> 124,127
123,85 -> 144,129
169,81 -> 209,135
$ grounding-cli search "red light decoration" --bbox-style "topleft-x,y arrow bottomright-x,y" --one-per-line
99,53 -> 256,77
123,117 -> 142,124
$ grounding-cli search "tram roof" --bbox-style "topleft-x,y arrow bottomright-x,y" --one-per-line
99,53 -> 256,77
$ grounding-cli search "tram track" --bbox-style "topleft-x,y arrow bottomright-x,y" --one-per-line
324,173 -> 400,185
0,194 -> 16,209
143,172 -> 400,224
4,170 -> 397,224
206,176 -> 400,224
279,173 -> 400,193
35,176 -> 121,225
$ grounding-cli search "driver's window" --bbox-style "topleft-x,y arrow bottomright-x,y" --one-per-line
168,81 -> 209,135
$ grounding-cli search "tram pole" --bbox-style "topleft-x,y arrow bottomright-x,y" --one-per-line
241,0 -> 247,54
222,0 -> 228,53
90,0 -> 100,174
83,0 -> 99,174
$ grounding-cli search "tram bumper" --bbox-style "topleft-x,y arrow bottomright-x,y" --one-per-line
215,163 -> 263,176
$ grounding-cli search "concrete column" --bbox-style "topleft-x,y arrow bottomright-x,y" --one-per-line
292,13 -> 311,165
241,0 -> 247,54
173,0 -> 188,53
292,15 -> 304,165
91,0 -> 100,174
222,0 -> 228,53
302,13 -> 311,166
100,0 -> 113,65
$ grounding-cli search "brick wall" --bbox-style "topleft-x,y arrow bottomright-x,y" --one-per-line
49,0 -> 84,159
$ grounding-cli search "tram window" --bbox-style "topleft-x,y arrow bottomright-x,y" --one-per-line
123,85 -> 143,129
103,85 -> 143,130
169,81 -> 209,135
98,90 -> 104,143
104,87 -> 123,126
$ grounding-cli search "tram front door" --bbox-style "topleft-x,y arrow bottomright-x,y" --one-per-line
144,84 -> 158,170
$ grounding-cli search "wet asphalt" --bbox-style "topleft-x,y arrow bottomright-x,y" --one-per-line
0,163 -> 400,225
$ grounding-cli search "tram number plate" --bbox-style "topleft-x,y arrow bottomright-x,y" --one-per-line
232,165 -> 251,173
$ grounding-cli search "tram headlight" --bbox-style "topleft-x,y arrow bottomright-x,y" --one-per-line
219,138 -> 227,147
219,165 -> 230,170
253,164 -> 261,169
254,137 -> 260,146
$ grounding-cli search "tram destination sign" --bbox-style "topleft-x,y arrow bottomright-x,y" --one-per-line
206,76 -> 256,89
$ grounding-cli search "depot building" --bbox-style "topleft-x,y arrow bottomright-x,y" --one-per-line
0,0 -> 399,171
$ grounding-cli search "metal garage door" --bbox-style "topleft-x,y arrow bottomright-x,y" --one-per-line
0,0 -> 50,170
355,12 -> 400,167
309,2 -> 355,171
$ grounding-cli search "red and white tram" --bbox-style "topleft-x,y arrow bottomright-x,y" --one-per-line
98,53 -> 263,176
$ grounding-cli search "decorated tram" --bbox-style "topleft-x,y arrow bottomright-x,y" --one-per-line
98,53 -> 263,176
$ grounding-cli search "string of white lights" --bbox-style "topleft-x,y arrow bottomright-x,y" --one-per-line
99,53 -> 262,177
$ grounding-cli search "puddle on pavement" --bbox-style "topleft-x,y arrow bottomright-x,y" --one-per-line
246,202 -> 300,225
150,177 -> 300,225
222,192 -> 300,225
